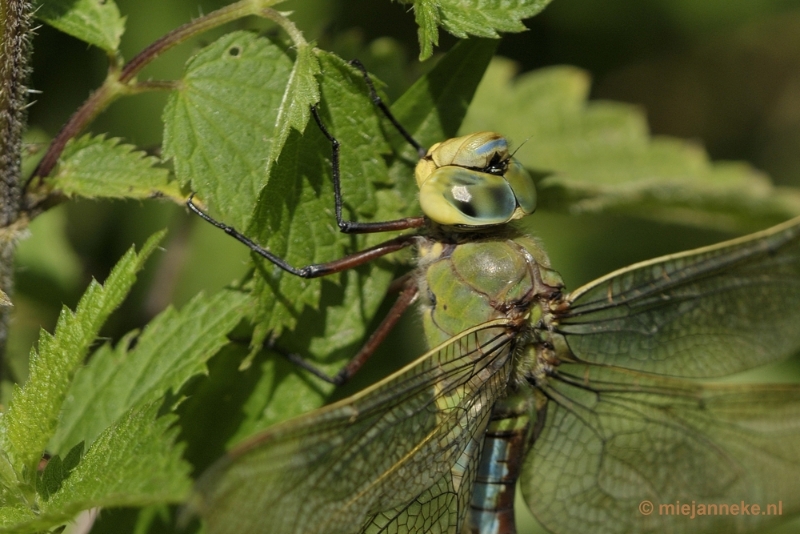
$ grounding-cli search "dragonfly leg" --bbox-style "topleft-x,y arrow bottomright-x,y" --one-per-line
187,196 -> 418,278
273,279 -> 418,385
189,62 -> 429,265
310,105 -> 426,234
348,58 -> 427,159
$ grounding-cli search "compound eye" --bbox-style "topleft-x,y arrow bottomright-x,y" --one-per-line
505,159 -> 537,216
414,132 -> 537,226
419,167 -> 517,226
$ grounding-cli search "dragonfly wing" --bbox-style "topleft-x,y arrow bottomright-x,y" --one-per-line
363,423 -> 487,534
522,364 -> 800,534
557,216 -> 800,377
191,321 -> 516,534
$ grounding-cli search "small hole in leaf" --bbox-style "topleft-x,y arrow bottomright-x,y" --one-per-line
229,46 -> 241,57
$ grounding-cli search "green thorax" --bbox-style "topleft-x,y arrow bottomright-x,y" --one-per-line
415,228 -> 565,350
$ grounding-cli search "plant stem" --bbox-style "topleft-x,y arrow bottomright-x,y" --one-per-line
29,0 -> 295,186
0,0 -> 31,224
118,0 -> 272,83
0,0 -> 32,371
259,7 -> 307,46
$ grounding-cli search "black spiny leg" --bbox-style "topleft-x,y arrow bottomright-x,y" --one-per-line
187,196 -> 417,278
310,105 -> 425,234
348,59 -> 427,159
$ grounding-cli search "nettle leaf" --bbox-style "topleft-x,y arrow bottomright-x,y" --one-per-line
265,43 -> 322,172
0,232 -> 164,480
163,31 -> 321,230
412,1 -> 439,61
462,60 -> 800,232
48,134 -> 180,202
229,40 -> 497,434
35,443 -> 82,503
1,404 -> 191,533
49,289 -> 250,455
33,0 -> 124,52
246,51 -> 394,352
46,404 -> 190,511
402,0 -> 552,60
175,41 -> 497,448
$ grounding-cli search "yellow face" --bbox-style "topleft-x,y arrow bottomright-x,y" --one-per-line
414,132 -> 536,227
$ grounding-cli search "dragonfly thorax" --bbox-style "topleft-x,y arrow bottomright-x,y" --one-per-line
417,233 -> 564,351
415,132 -> 537,227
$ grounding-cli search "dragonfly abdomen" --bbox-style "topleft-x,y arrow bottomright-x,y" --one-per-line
466,393 -> 537,534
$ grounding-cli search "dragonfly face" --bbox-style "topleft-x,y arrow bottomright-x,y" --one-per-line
188,93 -> 800,533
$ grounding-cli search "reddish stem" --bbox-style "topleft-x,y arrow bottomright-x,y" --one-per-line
29,0 -> 264,185
29,83 -> 114,185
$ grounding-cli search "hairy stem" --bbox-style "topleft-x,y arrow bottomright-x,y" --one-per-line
0,0 -> 32,369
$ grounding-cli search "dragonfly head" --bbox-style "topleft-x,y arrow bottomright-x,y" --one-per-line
415,132 -> 537,227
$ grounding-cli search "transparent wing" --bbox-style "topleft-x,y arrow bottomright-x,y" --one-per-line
523,364 -> 800,534
190,321 -> 516,534
556,215 -> 800,377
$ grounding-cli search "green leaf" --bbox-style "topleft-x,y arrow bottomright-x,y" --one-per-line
403,0 -> 552,60
265,43 -> 321,173
0,404 -> 191,533
179,41 -> 497,444
0,505 -> 35,529
49,289 -> 250,454
246,51 -> 395,351
438,0 -> 552,37
33,0 -> 124,52
233,41 -> 497,434
413,0 -> 438,61
462,60 -> 800,232
0,232 -> 164,479
163,31 -> 321,230
35,443 -> 82,502
46,404 -> 190,511
48,134 -> 181,202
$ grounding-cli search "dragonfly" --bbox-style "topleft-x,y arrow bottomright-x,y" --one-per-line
185,63 -> 800,534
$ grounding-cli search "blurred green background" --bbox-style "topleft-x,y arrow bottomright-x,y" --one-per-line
13,0 -> 800,532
